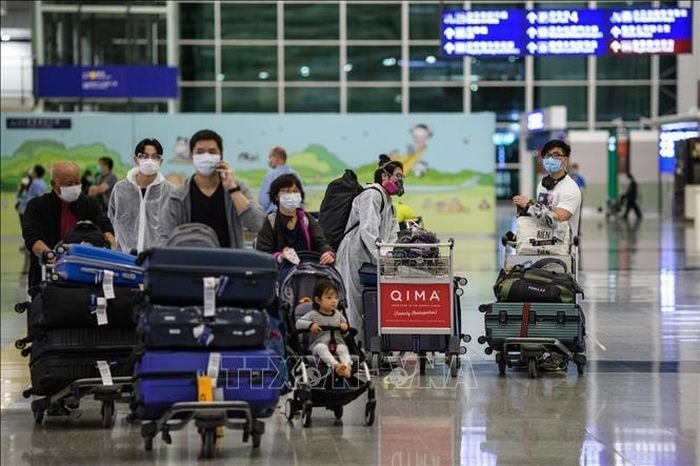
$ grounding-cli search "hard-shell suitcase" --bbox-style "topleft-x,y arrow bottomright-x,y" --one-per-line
55,243 -> 137,265
140,247 -> 278,307
27,282 -> 139,333
481,302 -> 585,353
29,327 -> 137,396
133,349 -> 282,420
137,305 -> 269,349
52,251 -> 144,287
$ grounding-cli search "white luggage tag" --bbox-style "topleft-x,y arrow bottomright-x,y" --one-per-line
102,270 -> 115,300
207,352 -> 221,386
203,277 -> 218,317
96,360 -> 114,386
193,324 -> 214,346
94,297 -> 109,326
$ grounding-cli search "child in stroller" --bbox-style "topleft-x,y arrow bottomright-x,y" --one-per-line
295,279 -> 353,378
279,251 -> 376,427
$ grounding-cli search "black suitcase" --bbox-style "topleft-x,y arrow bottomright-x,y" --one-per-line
29,327 -> 138,396
28,282 -> 139,333
139,247 -> 278,307
137,305 -> 269,349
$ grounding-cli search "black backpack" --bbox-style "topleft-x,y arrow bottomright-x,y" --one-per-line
318,170 -> 384,250
61,220 -> 107,248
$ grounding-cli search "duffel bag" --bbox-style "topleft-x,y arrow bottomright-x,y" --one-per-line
494,258 -> 582,303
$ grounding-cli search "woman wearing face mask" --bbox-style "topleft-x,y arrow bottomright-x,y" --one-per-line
255,173 -> 334,270
334,154 -> 404,342
108,138 -> 173,254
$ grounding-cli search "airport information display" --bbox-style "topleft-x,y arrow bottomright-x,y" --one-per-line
441,7 -> 692,57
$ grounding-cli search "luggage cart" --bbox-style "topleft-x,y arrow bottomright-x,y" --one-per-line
476,232 -> 586,378
140,401 -> 266,458
23,376 -> 133,427
370,239 -> 469,377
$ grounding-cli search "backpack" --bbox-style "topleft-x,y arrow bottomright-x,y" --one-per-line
61,220 -> 107,248
166,222 -> 220,248
493,258 -> 583,304
393,226 -> 440,259
318,170 -> 384,251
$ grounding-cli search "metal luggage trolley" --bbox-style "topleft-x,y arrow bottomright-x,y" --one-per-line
477,232 -> 586,378
372,239 -> 469,377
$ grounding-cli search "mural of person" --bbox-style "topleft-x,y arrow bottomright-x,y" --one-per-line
173,136 -> 190,162
392,123 -> 433,176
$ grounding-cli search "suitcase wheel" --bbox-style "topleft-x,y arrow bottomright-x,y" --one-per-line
477,335 -> 487,345
14,302 -> 29,314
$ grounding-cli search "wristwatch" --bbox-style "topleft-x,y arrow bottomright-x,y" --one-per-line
228,185 -> 242,194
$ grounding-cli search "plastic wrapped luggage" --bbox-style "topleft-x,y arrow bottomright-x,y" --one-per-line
52,251 -> 144,287
133,349 -> 282,420
139,247 -> 278,307
481,302 -> 585,353
29,327 -> 138,396
137,305 -> 269,349
515,217 -> 570,256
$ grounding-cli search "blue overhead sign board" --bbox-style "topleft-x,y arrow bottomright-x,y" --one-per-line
440,7 -> 692,57
37,66 -> 178,99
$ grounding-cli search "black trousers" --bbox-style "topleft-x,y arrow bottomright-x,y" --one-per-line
623,199 -> 642,220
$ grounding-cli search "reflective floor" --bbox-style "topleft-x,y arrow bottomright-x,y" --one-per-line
1,206 -> 698,465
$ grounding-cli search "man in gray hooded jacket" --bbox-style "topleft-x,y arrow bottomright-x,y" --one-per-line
157,129 -> 264,247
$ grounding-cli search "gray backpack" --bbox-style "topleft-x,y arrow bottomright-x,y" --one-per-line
166,223 -> 220,248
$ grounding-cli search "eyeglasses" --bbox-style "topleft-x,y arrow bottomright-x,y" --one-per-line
136,153 -> 163,161
542,152 -> 567,159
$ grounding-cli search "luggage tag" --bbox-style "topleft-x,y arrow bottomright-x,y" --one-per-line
96,360 -> 114,386
102,270 -> 116,300
207,352 -> 221,382
197,370 -> 214,402
91,297 -> 109,326
216,275 -> 230,298
203,277 -> 218,317
193,324 -> 214,346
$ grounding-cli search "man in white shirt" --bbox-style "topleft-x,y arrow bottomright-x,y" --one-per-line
512,139 -> 581,237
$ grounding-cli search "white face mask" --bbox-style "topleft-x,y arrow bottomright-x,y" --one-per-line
193,153 -> 220,176
279,192 -> 302,211
139,159 -> 160,176
58,184 -> 81,203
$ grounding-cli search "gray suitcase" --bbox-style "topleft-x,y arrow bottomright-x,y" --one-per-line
481,302 -> 585,353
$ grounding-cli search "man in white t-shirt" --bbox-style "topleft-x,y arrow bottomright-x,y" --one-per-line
512,139 -> 581,237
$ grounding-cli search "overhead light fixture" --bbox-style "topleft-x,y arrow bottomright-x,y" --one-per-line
0,34 -> 10,42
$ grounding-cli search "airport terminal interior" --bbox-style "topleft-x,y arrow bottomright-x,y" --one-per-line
1,1 -> 699,465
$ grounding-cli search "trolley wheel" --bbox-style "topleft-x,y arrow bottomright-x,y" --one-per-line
301,402 -> 313,428
284,398 -> 296,421
455,287 -> 464,297
449,356 -> 459,378
333,406 -> 343,420
49,273 -> 59,282
21,348 -> 31,358
484,347 -> 493,355
33,407 -> 45,424
251,431 -> 262,449
14,339 -> 26,350
477,336 -> 487,345
457,277 -> 468,286
144,435 -> 153,451
462,334 -> 472,344
162,430 -> 172,444
55,245 -> 67,255
364,403 -> 375,426
202,428 -> 216,459
14,302 -> 28,314
496,352 -> 506,376
100,400 -> 115,428
528,358 -> 538,379
576,361 -> 585,376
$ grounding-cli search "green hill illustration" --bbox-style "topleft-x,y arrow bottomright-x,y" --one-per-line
1,140 -> 130,190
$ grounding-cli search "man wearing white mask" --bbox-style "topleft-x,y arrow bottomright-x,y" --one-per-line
108,138 -> 173,254
22,161 -> 115,288
512,139 -> 581,237
157,129 -> 264,247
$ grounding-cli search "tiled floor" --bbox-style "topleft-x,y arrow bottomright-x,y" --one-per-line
1,207 -> 698,465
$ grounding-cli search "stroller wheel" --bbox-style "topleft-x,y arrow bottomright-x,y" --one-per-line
301,402 -> 313,428
364,403 -> 375,426
284,398 -> 296,422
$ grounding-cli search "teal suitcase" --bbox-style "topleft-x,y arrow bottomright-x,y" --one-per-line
480,302 -> 585,353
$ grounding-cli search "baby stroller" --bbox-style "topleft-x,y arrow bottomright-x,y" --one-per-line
599,195 -> 625,219
278,251 -> 376,427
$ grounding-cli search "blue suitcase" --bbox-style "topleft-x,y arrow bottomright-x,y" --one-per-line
133,349 -> 282,420
52,245 -> 143,287
139,247 -> 277,307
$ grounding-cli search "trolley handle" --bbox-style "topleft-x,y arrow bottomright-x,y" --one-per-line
376,238 -> 454,248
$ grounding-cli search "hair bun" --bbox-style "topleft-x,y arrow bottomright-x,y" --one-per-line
378,153 -> 391,167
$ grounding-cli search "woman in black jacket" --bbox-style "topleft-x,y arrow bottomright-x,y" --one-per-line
255,173 -> 334,267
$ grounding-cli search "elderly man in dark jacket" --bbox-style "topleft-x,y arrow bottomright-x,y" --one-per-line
22,161 -> 115,288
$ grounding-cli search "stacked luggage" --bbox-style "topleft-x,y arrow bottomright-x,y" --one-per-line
15,244 -> 142,426
133,246 -> 282,456
477,216 -> 587,378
